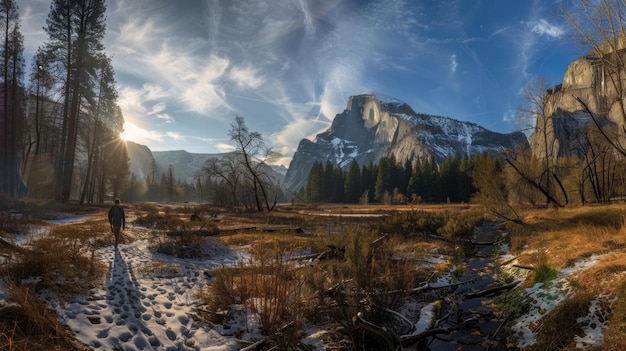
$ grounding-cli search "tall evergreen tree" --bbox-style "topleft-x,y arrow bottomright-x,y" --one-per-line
375,156 -> 394,201
43,0 -> 109,202
0,0 -> 24,196
305,161 -> 323,202
331,166 -> 345,203
361,161 -> 377,203
323,160 -> 334,202
344,159 -> 361,203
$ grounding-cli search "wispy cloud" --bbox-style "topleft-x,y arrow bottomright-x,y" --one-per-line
529,18 -> 565,38
216,143 -> 236,153
229,66 -> 264,90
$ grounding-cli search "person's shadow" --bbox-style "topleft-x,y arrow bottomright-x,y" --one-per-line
102,249 -> 160,349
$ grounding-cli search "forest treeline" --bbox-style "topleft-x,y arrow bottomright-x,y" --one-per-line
0,0 -> 129,204
298,154 -> 475,205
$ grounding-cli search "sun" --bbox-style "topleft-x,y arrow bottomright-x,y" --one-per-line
119,121 -> 144,143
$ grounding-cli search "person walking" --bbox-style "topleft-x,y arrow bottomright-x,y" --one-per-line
108,198 -> 125,248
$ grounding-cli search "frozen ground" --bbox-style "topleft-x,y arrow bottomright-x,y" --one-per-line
45,238 -> 247,350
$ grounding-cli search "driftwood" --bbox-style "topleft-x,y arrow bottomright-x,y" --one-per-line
256,226 -> 303,233
499,256 -> 518,266
353,279 -> 516,349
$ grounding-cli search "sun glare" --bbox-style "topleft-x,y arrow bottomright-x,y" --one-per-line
119,121 -> 144,143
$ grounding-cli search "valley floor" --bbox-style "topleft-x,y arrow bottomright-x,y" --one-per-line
1,203 -> 625,350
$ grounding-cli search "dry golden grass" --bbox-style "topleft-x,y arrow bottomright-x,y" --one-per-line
0,282 -> 85,351
507,205 -> 626,268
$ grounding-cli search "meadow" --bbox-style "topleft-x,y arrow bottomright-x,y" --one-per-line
0,200 -> 625,350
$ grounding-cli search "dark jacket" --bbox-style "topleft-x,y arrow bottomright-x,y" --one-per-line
108,205 -> 125,228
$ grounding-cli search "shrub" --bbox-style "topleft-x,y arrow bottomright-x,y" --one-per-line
437,212 -> 481,241
4,225 -> 105,297
532,247 -> 557,285
380,210 -> 445,234
200,243 -> 304,339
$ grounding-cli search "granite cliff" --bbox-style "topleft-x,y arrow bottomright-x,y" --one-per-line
531,52 -> 623,159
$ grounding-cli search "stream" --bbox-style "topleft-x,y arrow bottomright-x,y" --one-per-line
419,220 -> 514,351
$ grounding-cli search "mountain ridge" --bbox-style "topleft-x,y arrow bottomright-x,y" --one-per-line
283,93 -> 528,192
126,142 -> 287,185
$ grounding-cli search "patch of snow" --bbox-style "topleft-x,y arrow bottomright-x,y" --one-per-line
365,91 -> 406,105
575,296 -> 617,349
413,302 -> 437,334
511,254 -> 607,348
41,212 -> 87,224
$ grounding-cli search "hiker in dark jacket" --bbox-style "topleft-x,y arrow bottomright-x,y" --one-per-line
108,198 -> 125,248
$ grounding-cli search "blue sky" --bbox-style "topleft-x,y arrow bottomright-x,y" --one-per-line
20,0 -> 583,166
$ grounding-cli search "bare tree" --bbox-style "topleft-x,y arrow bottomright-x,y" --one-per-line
203,154 -> 244,207
521,76 -> 570,205
507,77 -> 569,206
228,116 -> 281,212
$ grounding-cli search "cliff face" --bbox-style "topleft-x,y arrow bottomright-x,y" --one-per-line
533,52 -> 623,159
283,93 -> 527,192
544,56 -> 612,120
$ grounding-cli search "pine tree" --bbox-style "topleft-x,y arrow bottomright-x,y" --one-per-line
304,161 -> 323,202
331,166 -> 345,203
375,156 -> 394,201
0,0 -> 24,196
43,0 -> 109,202
344,159 -> 361,203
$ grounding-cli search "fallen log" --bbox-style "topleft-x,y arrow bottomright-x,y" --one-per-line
383,277 -> 477,296
462,281 -> 520,299
499,256 -> 518,266
353,310 -> 478,349
512,264 -> 534,271
166,229 -> 219,237
399,317 -> 478,346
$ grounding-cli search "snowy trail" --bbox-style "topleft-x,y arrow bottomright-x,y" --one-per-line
54,238 -> 242,351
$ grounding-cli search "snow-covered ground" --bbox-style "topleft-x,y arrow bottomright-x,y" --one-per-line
45,238 -> 246,350
0,214 -> 271,351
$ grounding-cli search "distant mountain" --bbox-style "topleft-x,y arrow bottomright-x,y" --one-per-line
126,142 -> 287,184
283,93 -> 528,192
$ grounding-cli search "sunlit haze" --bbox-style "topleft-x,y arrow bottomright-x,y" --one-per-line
19,0 -> 583,166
